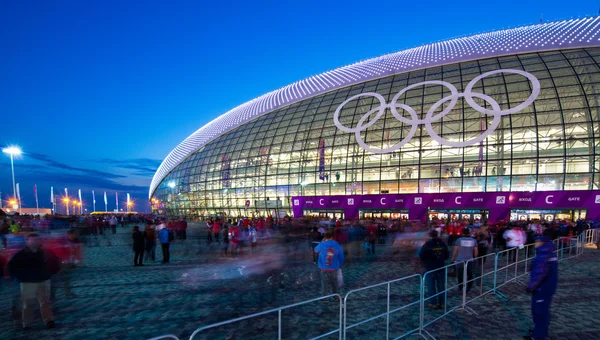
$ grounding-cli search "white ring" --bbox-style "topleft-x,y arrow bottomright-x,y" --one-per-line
332,68 -> 540,153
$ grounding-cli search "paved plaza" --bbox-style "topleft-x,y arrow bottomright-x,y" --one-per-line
0,225 -> 598,340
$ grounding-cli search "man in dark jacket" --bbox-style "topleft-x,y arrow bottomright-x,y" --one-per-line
7,233 -> 60,329
132,226 -> 145,266
524,234 -> 558,340
419,230 -> 450,309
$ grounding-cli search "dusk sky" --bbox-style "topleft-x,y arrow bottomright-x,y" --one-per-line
0,0 -> 596,213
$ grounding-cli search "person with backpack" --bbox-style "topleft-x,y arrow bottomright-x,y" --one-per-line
419,229 -> 450,309
158,225 -> 171,264
315,231 -> 344,300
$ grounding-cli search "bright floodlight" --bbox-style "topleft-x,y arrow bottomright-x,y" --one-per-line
168,181 -> 176,188
2,146 -> 22,156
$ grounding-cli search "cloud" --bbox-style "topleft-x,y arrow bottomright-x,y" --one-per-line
27,152 -> 126,179
95,158 -> 162,176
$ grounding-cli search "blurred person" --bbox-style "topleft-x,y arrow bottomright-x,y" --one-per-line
476,226 -> 492,264
524,234 -> 558,340
504,224 -> 524,262
132,226 -> 145,266
158,225 -> 170,263
419,230 -> 449,309
451,228 -> 478,292
144,223 -> 156,262
206,219 -> 213,244
221,225 -> 229,257
7,233 -> 60,329
310,225 -> 323,264
52,229 -> 81,300
180,219 -> 188,240
315,231 -> 344,300
1,219 -> 9,248
10,220 -> 20,234
109,215 -> 118,234
366,222 -> 377,255
213,219 -> 221,244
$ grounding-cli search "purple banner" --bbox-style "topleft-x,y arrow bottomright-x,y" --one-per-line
292,190 -> 600,223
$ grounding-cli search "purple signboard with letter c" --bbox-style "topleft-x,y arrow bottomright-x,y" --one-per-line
292,190 -> 600,223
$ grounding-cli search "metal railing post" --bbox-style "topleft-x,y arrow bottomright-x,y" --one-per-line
386,282 -> 390,340
278,309 -> 282,340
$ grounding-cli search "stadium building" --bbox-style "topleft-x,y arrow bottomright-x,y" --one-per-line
151,17 -> 600,223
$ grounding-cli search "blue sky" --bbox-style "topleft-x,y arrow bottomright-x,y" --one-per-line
0,0 -> 596,212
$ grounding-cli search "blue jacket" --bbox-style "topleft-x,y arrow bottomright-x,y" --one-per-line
527,242 -> 558,294
158,228 -> 170,244
315,240 -> 344,271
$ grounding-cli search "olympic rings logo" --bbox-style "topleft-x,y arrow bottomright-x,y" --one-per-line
333,69 -> 540,153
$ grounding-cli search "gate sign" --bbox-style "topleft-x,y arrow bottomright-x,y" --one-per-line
291,190 -> 600,223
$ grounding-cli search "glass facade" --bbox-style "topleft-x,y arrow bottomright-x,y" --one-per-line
153,49 -> 600,218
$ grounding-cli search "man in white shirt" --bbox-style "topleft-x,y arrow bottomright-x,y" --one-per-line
503,224 -> 523,262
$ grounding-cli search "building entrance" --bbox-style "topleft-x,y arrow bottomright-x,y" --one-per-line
510,209 -> 587,222
428,209 -> 489,224
304,209 -> 345,219
359,209 -> 409,220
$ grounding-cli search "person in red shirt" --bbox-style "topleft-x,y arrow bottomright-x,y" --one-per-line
213,220 -> 221,244
229,223 -> 241,256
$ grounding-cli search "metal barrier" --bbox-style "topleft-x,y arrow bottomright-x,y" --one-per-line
343,274 -> 423,340
147,335 -> 180,340
419,262 -> 464,337
160,234 -> 593,340
583,229 -> 598,249
461,252 -> 499,307
188,294 -> 342,340
553,234 -> 584,262
492,243 -> 536,299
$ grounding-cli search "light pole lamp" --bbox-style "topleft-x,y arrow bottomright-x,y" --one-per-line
63,197 -> 70,215
2,146 -> 22,200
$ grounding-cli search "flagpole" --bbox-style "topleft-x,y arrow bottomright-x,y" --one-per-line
34,185 -> 39,215
51,186 -> 55,214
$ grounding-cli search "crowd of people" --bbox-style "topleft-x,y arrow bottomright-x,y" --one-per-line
0,212 -> 597,337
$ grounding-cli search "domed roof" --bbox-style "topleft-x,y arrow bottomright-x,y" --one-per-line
150,16 -> 600,197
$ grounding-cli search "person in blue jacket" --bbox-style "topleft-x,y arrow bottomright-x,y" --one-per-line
524,234 -> 558,340
158,226 -> 171,264
315,231 -> 344,299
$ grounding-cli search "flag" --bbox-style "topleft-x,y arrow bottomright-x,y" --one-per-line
318,139 -> 326,180
51,186 -> 54,204
104,191 -> 107,205
127,193 -> 130,211
92,190 -> 96,204
65,188 -> 68,198
78,189 -> 82,204
16,183 -> 21,202
116,192 -> 119,210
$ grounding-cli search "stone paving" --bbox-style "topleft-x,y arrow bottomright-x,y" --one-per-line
0,225 -> 598,340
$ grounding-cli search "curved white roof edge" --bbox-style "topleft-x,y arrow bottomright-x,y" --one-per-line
150,16 -> 600,198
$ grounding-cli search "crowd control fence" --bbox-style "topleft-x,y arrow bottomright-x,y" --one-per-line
152,231 -> 594,340
584,228 -> 598,248
188,294 -> 343,340
342,273 -> 423,339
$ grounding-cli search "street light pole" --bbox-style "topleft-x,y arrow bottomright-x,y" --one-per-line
9,153 -> 15,199
2,146 -> 22,201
